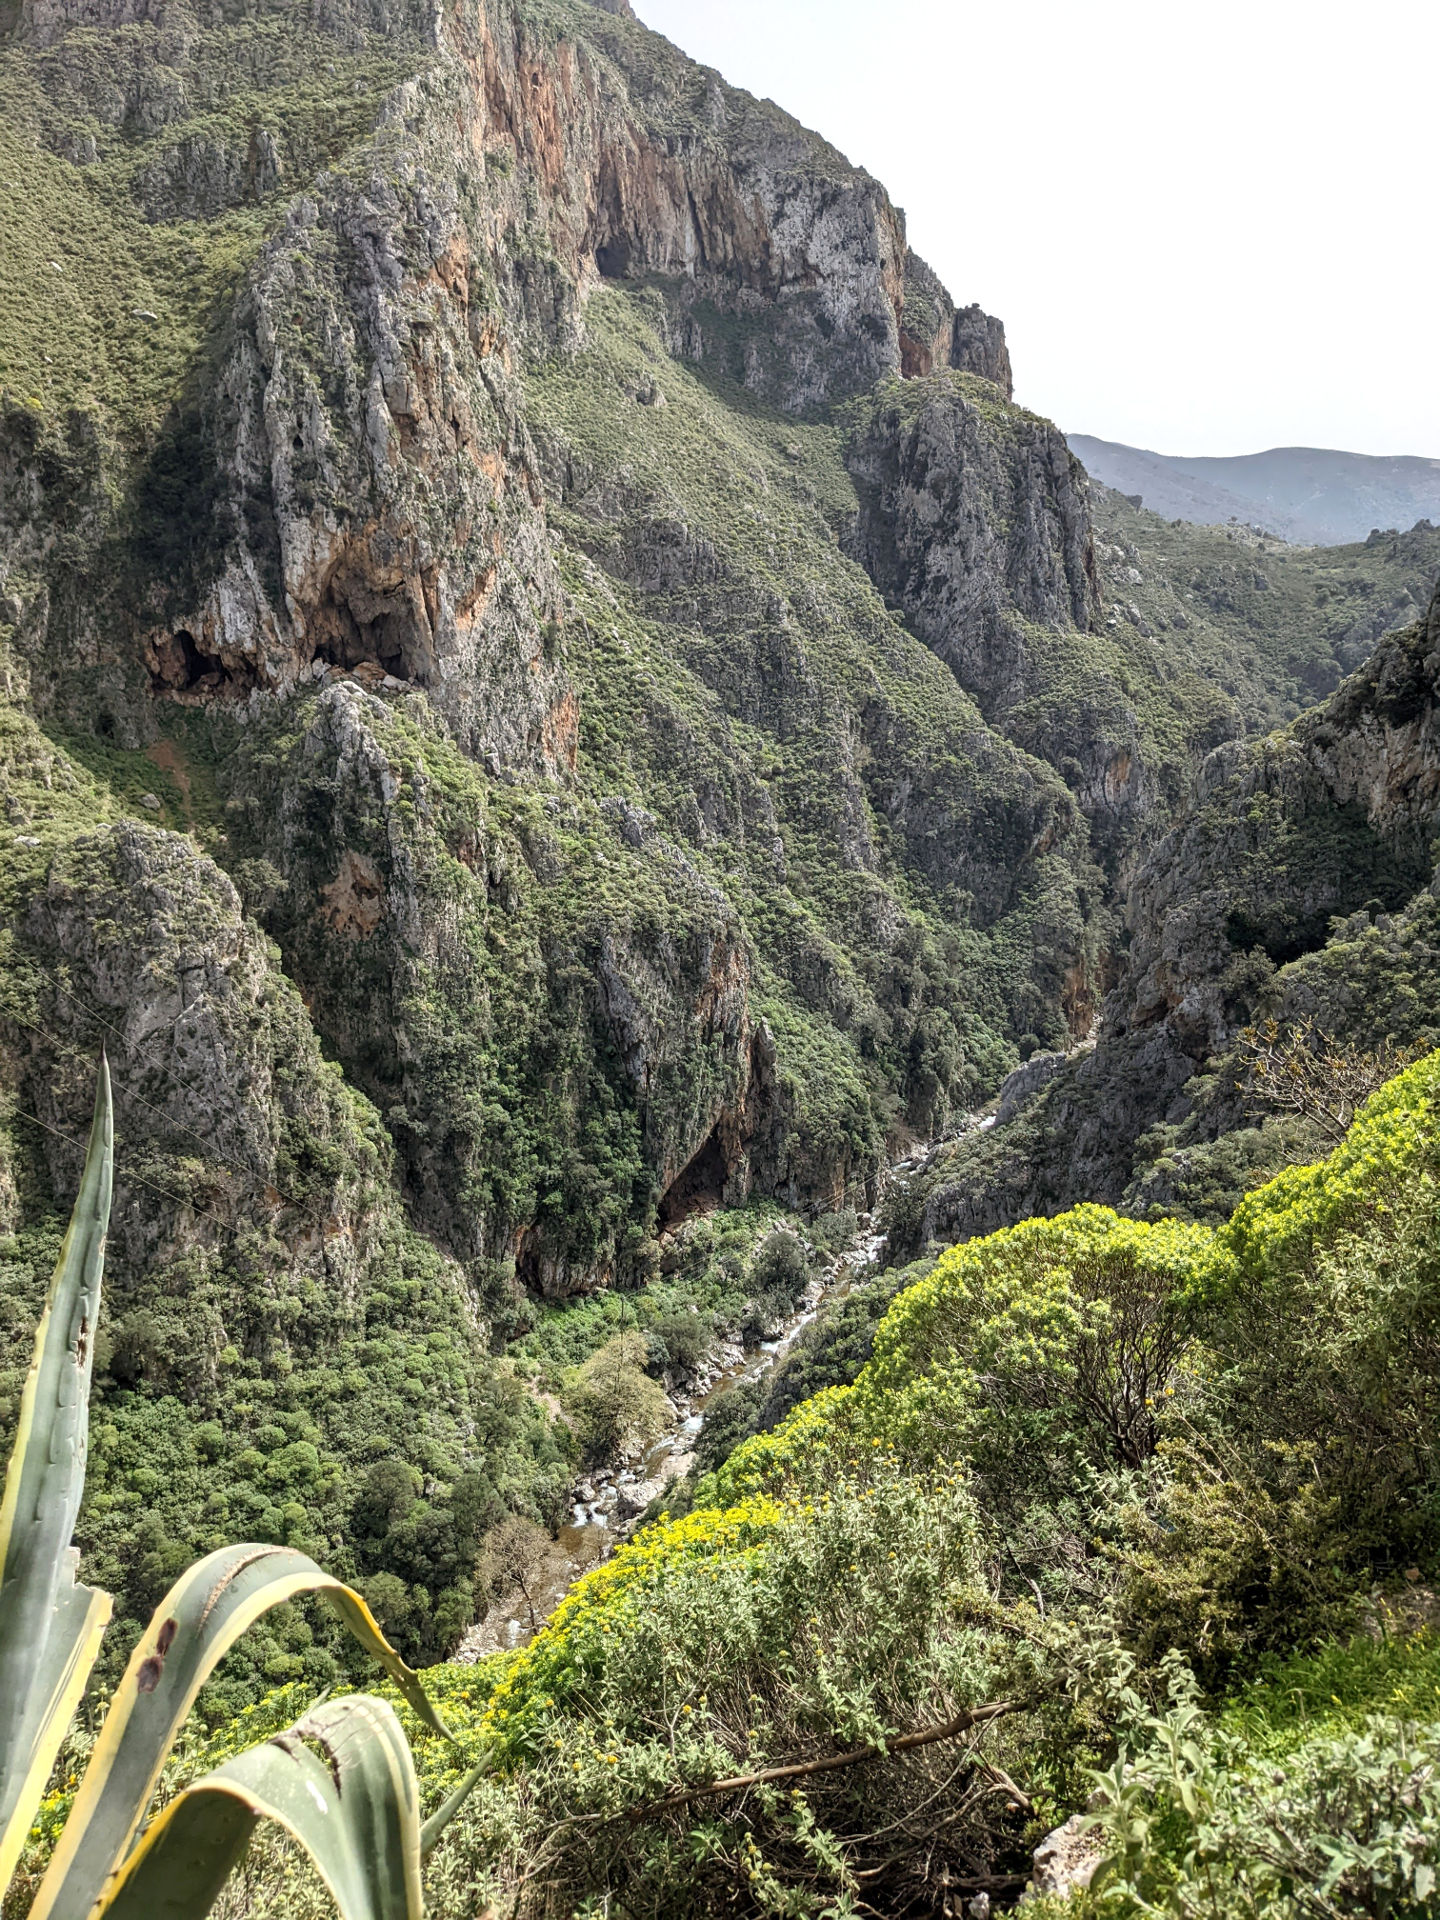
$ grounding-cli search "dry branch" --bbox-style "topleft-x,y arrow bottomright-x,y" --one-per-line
628,1700 -> 1018,1819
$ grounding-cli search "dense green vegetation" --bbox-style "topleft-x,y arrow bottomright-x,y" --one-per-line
295,1048 -> 1440,1917
0,1077 -> 486,1920
5,0 -> 1440,1910
0,19 -> 424,443
1091,489 -> 1440,722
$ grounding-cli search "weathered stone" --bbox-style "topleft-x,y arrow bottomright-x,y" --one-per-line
1027,1815 -> 1102,1900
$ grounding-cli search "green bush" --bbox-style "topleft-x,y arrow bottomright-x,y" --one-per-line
743,1227 -> 812,1337
1085,1646 -> 1440,1918
644,1304 -> 713,1377
692,1377 -> 762,1474
1196,1049 -> 1440,1560
424,1468 -> 1057,1920
563,1333 -> 673,1465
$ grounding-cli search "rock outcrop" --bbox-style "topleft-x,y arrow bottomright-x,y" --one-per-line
899,252 -> 1013,395
844,376 -> 1163,849
219,677 -> 774,1288
845,375 -> 1101,680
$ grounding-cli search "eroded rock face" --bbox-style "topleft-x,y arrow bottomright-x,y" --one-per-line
217,679 -> 778,1289
13,817 -> 406,1317
846,375 -> 1101,683
1028,1816 -> 1102,1900
900,253 -> 1013,396
889,595 -> 1440,1251
1115,615 -> 1440,1061
147,106 -> 575,770
843,375 -> 1156,845
18,0 -> 1016,770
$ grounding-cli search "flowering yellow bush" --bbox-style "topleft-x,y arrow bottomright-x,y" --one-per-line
710,1206 -> 1209,1512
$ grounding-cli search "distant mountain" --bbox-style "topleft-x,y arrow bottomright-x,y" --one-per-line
1069,433 -> 1440,545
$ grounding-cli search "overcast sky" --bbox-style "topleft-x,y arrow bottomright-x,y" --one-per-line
632,0 -> 1437,459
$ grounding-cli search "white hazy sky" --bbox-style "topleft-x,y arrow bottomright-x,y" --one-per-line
632,0 -> 1438,459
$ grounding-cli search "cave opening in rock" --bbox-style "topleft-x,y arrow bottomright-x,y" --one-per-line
659,1127 -> 729,1229
310,570 -> 431,684
595,238 -> 633,279
150,627 -> 257,695
170,629 -> 205,686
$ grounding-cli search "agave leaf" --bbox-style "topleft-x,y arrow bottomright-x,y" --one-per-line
419,1756 -> 490,1859
31,1543 -> 450,1920
98,1696 -> 424,1920
0,1061 -> 114,1895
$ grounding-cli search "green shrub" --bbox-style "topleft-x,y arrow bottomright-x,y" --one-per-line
743,1227 -> 812,1337
563,1333 -> 673,1465
809,1209 -> 859,1254
1193,1050 -> 1440,1561
425,1468 -> 1056,1919
1086,1648 -> 1440,1918
692,1377 -> 762,1473
713,1206 -> 1208,1511
644,1304 -> 713,1377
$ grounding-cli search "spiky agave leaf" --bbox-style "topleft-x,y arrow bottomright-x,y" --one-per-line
97,1696 -> 425,1920
30,1543 -> 453,1920
0,1061 -> 114,1896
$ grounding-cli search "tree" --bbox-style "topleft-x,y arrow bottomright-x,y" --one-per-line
1238,1016 -> 1419,1143
566,1332 -> 672,1464
478,1516 -> 553,1634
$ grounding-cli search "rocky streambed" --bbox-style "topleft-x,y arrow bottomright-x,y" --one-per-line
455,1213 -> 892,1661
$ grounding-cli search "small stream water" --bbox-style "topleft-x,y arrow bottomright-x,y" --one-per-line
454,1204 -> 901,1662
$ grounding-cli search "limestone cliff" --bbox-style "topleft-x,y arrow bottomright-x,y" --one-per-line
2,0 -> 1096,1291
841,375 -> 1155,846
889,572 -> 1440,1253
899,251 -> 1014,394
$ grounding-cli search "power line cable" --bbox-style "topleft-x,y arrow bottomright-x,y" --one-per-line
4,1001 -> 256,1175
16,959 -> 203,1101
11,1107 -> 235,1233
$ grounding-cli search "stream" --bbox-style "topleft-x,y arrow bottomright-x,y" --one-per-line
454,1205 -> 897,1661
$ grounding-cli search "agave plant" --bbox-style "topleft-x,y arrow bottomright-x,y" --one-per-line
0,1061 -> 483,1920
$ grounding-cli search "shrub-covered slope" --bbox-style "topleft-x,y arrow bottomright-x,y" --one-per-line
5,0 -> 1440,1740
216,1049 -> 1440,1920
0,0 -> 1100,1688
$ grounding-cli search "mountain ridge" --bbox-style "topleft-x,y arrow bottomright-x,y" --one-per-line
3,0 -> 1439,1735
1070,431 -> 1440,545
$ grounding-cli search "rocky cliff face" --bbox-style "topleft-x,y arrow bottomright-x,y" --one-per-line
899,252 -> 1014,393
889,573 -> 1440,1253
4,0 -> 1101,1325
218,675 -> 773,1293
842,375 -> 1156,845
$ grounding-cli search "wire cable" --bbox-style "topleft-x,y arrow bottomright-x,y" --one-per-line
12,1107 -> 235,1233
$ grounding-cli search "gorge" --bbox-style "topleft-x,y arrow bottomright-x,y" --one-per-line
3,0 -> 1440,1913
